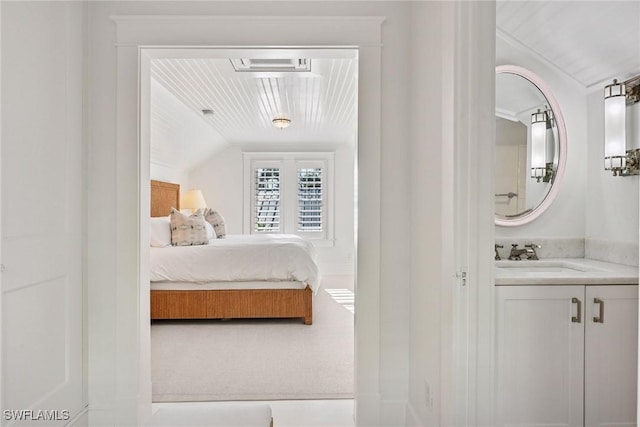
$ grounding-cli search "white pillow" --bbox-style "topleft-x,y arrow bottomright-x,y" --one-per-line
150,216 -> 171,247
205,221 -> 216,240
202,208 -> 227,238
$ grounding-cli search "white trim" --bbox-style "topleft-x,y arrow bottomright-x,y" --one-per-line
450,2 -> 496,426
494,65 -> 568,227
111,15 -> 386,25
107,18 -> 383,424
405,402 -> 424,427
496,27 -> 585,90
0,0 -> 3,418
66,406 -> 89,427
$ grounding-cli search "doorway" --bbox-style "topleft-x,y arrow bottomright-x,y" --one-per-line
141,47 -> 358,403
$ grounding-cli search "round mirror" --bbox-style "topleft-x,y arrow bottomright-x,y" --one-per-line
495,65 -> 567,226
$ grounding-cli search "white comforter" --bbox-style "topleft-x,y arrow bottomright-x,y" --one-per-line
150,234 -> 320,291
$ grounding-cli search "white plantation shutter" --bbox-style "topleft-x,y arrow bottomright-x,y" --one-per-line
297,167 -> 323,232
244,153 -> 333,241
254,167 -> 280,232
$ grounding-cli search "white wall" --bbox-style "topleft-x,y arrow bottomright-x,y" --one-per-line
88,2 -> 412,425
85,2 -> 498,426
150,78 -> 229,190
189,146 -> 244,232
408,3 -> 496,426
1,1 -> 86,423
495,35 -> 588,239
495,34 -> 639,263
188,143 -> 355,274
408,3 -> 448,423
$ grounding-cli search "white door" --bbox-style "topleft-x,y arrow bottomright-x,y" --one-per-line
584,285 -> 638,427
1,2 -> 85,425
495,285 -> 584,427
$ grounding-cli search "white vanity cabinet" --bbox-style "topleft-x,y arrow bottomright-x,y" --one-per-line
496,285 -> 638,427
584,285 -> 638,427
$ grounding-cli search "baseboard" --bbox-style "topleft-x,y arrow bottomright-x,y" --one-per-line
66,406 -> 89,427
355,392 -> 381,426
406,402 -> 425,427
82,397 -> 140,426
380,398 -> 407,427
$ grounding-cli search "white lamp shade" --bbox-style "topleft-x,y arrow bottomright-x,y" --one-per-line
604,93 -> 626,159
530,111 -> 547,170
181,189 -> 208,211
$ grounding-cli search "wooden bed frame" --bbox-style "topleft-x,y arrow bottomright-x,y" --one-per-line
149,180 -> 313,325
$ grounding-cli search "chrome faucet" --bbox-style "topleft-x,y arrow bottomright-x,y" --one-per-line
508,243 -> 541,260
495,244 -> 504,260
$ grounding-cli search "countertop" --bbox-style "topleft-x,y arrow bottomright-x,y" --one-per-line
495,258 -> 639,286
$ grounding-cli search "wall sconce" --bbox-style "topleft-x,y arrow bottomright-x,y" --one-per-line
531,109 -> 549,182
181,189 -> 208,213
604,76 -> 640,176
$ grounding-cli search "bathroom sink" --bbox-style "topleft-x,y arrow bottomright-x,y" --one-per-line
495,260 -> 597,274
494,258 -> 638,285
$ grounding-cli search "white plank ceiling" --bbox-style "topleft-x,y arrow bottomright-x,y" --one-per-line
151,55 -> 358,151
150,3 -> 640,172
497,1 -> 640,89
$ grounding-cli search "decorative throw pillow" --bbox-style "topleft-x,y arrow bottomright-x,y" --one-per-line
150,216 -> 172,247
205,221 -> 216,240
169,208 -> 209,246
202,208 -> 226,238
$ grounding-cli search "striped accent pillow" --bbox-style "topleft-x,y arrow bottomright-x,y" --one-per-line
202,208 -> 226,239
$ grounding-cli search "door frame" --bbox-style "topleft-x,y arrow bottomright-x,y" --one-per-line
109,15 -> 385,425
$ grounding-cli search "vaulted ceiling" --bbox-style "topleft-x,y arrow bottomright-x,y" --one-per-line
151,56 -> 358,146
497,1 -> 640,89
150,3 -> 640,173
150,49 -> 358,172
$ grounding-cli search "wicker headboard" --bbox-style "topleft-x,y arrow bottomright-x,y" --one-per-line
150,180 -> 180,217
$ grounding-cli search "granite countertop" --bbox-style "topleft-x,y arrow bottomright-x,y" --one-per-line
495,258 -> 639,286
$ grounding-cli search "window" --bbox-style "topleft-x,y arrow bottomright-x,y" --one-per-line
297,167 -> 323,232
244,153 -> 333,243
254,167 -> 280,232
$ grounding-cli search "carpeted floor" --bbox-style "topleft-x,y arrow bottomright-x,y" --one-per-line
151,275 -> 354,402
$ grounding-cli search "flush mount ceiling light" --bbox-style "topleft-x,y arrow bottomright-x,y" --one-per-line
604,76 -> 640,176
272,117 -> 291,129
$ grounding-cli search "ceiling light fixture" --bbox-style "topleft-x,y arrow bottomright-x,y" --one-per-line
604,76 -> 640,176
272,117 -> 291,129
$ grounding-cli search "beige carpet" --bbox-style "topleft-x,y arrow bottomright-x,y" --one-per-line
151,275 -> 354,402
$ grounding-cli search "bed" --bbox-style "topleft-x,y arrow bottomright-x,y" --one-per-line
149,180 -> 316,325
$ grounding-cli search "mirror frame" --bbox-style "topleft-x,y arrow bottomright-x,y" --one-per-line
495,65 -> 567,227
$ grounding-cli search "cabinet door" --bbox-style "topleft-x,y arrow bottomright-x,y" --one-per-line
496,286 -> 584,427
585,285 -> 638,427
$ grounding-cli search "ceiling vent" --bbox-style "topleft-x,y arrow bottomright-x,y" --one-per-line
230,58 -> 311,72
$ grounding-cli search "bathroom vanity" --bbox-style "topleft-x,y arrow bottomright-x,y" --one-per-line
495,258 -> 638,427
